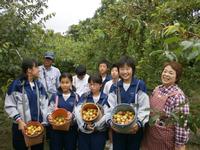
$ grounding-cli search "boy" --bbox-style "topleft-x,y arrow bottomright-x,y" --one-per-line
73,65 -> 90,96
98,59 -> 111,91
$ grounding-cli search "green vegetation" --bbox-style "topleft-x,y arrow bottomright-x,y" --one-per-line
0,0 -> 200,149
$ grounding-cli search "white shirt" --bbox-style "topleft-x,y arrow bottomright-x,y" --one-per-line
103,80 -> 114,95
29,81 -> 35,91
103,79 -> 120,95
63,93 -> 71,101
123,83 -> 130,91
39,65 -> 61,94
93,94 -> 100,104
102,76 -> 106,82
72,74 -> 90,96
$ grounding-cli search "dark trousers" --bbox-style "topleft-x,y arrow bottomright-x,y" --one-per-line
12,123 -> 43,150
78,131 -> 107,150
112,128 -> 143,150
50,125 -> 78,150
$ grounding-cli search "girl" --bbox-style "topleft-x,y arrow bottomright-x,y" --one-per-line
4,58 -> 48,150
47,72 -> 78,150
103,63 -> 120,150
107,55 -> 150,150
103,64 -> 120,95
75,74 -> 110,150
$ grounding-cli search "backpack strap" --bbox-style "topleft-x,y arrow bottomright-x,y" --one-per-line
21,81 -> 27,123
132,80 -> 140,118
116,82 -> 121,104
54,95 -> 59,110
134,80 -> 140,106
35,81 -> 40,121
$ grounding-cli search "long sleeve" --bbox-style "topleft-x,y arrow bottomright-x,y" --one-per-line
106,92 -> 118,123
47,94 -> 56,116
164,92 -> 190,145
40,95 -> 49,124
74,104 -> 93,134
4,93 -> 21,121
94,104 -> 110,130
56,69 -> 61,89
174,94 -> 190,145
135,91 -> 150,127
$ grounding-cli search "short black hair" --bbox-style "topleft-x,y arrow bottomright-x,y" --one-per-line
58,72 -> 76,92
118,55 -> 136,75
59,72 -> 73,82
111,63 -> 119,71
75,65 -> 86,76
21,58 -> 38,74
88,74 -> 102,84
98,58 -> 110,68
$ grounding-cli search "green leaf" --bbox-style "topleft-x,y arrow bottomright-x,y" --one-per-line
187,50 -> 200,61
180,41 -> 193,50
164,36 -> 180,45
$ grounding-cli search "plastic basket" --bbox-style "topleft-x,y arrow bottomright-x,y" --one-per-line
111,103 -> 136,133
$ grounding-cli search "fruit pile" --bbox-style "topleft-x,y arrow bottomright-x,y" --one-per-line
53,116 -> 66,125
82,108 -> 98,121
25,125 -> 42,137
112,111 -> 134,125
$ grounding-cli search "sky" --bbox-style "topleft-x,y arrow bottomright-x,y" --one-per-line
44,0 -> 102,33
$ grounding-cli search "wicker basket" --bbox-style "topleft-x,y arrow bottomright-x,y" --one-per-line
51,108 -> 72,131
23,121 -> 44,147
81,103 -> 102,124
111,103 -> 136,133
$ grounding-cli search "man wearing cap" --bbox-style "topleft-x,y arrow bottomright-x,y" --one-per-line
39,51 -> 61,99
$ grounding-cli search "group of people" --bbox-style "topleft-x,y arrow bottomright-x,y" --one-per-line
4,51 -> 190,150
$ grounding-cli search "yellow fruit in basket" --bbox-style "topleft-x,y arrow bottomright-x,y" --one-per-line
82,108 -> 98,121
53,116 -> 66,125
25,124 -> 42,136
113,111 -> 134,125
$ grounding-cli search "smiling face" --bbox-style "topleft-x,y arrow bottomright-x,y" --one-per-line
119,64 -> 133,83
161,65 -> 177,87
60,77 -> 72,93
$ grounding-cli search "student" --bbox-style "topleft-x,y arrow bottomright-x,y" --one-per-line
47,73 -> 78,150
75,74 -> 110,150
103,64 -> 120,95
98,59 -> 112,90
107,55 -> 150,150
103,64 -> 119,150
72,65 -> 90,96
4,58 -> 48,150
